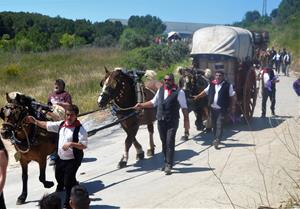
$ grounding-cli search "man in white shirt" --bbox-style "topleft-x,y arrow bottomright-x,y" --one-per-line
26,105 -> 87,209
260,67 -> 279,117
134,73 -> 190,175
194,69 -> 236,149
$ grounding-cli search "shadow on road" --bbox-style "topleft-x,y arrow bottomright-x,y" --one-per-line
190,115 -> 291,148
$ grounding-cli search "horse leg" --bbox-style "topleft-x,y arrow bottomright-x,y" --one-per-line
38,157 -> 54,188
146,123 -> 155,156
16,161 -> 28,205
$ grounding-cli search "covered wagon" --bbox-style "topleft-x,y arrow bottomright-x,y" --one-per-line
191,25 -> 259,120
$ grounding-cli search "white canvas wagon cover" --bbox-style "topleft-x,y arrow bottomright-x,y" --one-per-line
191,26 -> 253,61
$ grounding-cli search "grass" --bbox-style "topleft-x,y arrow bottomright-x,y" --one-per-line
0,47 -> 125,113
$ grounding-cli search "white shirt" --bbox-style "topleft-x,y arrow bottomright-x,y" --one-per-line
204,81 -> 236,109
260,70 -> 279,87
47,121 -> 88,160
150,88 -> 188,109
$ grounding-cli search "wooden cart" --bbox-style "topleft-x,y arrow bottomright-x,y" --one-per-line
190,26 -> 268,120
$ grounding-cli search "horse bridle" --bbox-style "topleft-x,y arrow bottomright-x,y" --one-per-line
101,72 -> 136,112
1,103 -> 32,153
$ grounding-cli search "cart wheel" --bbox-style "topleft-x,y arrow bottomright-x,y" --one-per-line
243,68 -> 257,121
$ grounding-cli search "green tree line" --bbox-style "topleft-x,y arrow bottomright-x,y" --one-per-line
233,0 -> 300,56
0,12 -> 168,52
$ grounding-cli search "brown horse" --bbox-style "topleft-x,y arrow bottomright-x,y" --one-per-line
179,68 -> 209,131
0,92 -> 56,205
97,69 -> 161,168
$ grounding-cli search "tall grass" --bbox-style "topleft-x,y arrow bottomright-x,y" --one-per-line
0,47 -> 125,113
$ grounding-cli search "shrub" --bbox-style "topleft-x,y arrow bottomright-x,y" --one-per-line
3,64 -> 22,77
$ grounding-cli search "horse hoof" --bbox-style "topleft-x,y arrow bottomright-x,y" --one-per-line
118,161 -> 127,169
147,148 -> 155,157
136,151 -> 145,160
44,181 -> 54,188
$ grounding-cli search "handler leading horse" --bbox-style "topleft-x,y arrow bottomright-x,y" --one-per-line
97,68 -> 161,168
0,92 -> 56,205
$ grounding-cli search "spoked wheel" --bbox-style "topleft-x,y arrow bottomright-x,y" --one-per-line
243,68 -> 257,121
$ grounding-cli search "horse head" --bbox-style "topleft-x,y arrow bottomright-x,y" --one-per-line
97,68 -> 134,109
0,92 -> 32,142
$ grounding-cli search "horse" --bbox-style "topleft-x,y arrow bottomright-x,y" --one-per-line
97,68 -> 161,168
0,92 -> 57,205
179,68 -> 209,132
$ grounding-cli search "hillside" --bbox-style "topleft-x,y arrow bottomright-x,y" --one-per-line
0,47 -> 125,112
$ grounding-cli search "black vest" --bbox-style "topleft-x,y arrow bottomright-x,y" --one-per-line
58,122 -> 83,165
208,81 -> 230,110
156,86 -> 180,122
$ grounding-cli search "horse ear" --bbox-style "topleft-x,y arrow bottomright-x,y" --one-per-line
104,66 -> 110,74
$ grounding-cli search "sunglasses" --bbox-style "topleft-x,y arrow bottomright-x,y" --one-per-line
164,78 -> 172,81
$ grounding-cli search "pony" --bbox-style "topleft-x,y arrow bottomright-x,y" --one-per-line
179,68 -> 210,131
97,68 -> 162,168
0,92 -> 56,205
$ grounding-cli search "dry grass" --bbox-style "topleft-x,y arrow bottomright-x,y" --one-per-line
0,47 -> 125,113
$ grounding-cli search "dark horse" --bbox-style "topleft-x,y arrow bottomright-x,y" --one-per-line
179,68 -> 209,131
0,92 -> 56,205
97,69 -> 161,168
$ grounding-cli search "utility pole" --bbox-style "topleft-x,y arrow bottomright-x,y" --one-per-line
262,0 -> 267,16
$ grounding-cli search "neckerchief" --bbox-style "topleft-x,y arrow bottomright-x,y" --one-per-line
62,119 -> 81,128
164,84 -> 178,95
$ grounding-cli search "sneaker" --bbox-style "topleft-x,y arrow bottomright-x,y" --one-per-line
49,159 -> 56,166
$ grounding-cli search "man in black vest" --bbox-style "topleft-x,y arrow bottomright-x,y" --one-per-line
260,66 -> 279,117
194,68 -> 236,149
26,104 -> 88,209
134,73 -> 190,175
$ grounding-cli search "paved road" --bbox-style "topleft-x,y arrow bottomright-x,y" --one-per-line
4,74 -> 300,209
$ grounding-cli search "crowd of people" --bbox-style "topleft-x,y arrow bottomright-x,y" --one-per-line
0,49 -> 298,208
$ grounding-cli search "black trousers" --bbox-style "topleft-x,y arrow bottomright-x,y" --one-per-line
55,158 -> 80,205
262,87 -> 276,115
157,119 -> 179,167
211,108 -> 225,141
0,192 -> 6,209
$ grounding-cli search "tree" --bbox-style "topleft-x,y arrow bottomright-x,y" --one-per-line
60,33 -> 75,48
119,28 -> 150,50
244,10 -> 261,23
128,15 -> 166,36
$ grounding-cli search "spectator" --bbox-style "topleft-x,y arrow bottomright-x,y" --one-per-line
260,67 -> 279,117
273,50 -> 282,74
194,68 -> 236,149
48,79 -> 72,166
283,52 -> 291,76
26,104 -> 88,209
39,193 -> 62,209
0,139 -> 8,209
134,73 -> 190,175
69,185 -> 90,209
293,77 -> 300,96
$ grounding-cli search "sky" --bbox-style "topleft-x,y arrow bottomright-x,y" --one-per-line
0,0 -> 282,24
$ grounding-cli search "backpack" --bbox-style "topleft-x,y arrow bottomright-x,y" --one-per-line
58,122 -> 84,165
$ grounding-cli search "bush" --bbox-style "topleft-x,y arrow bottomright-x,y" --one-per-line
3,64 -> 23,77
121,41 -> 190,70
16,38 -> 34,52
